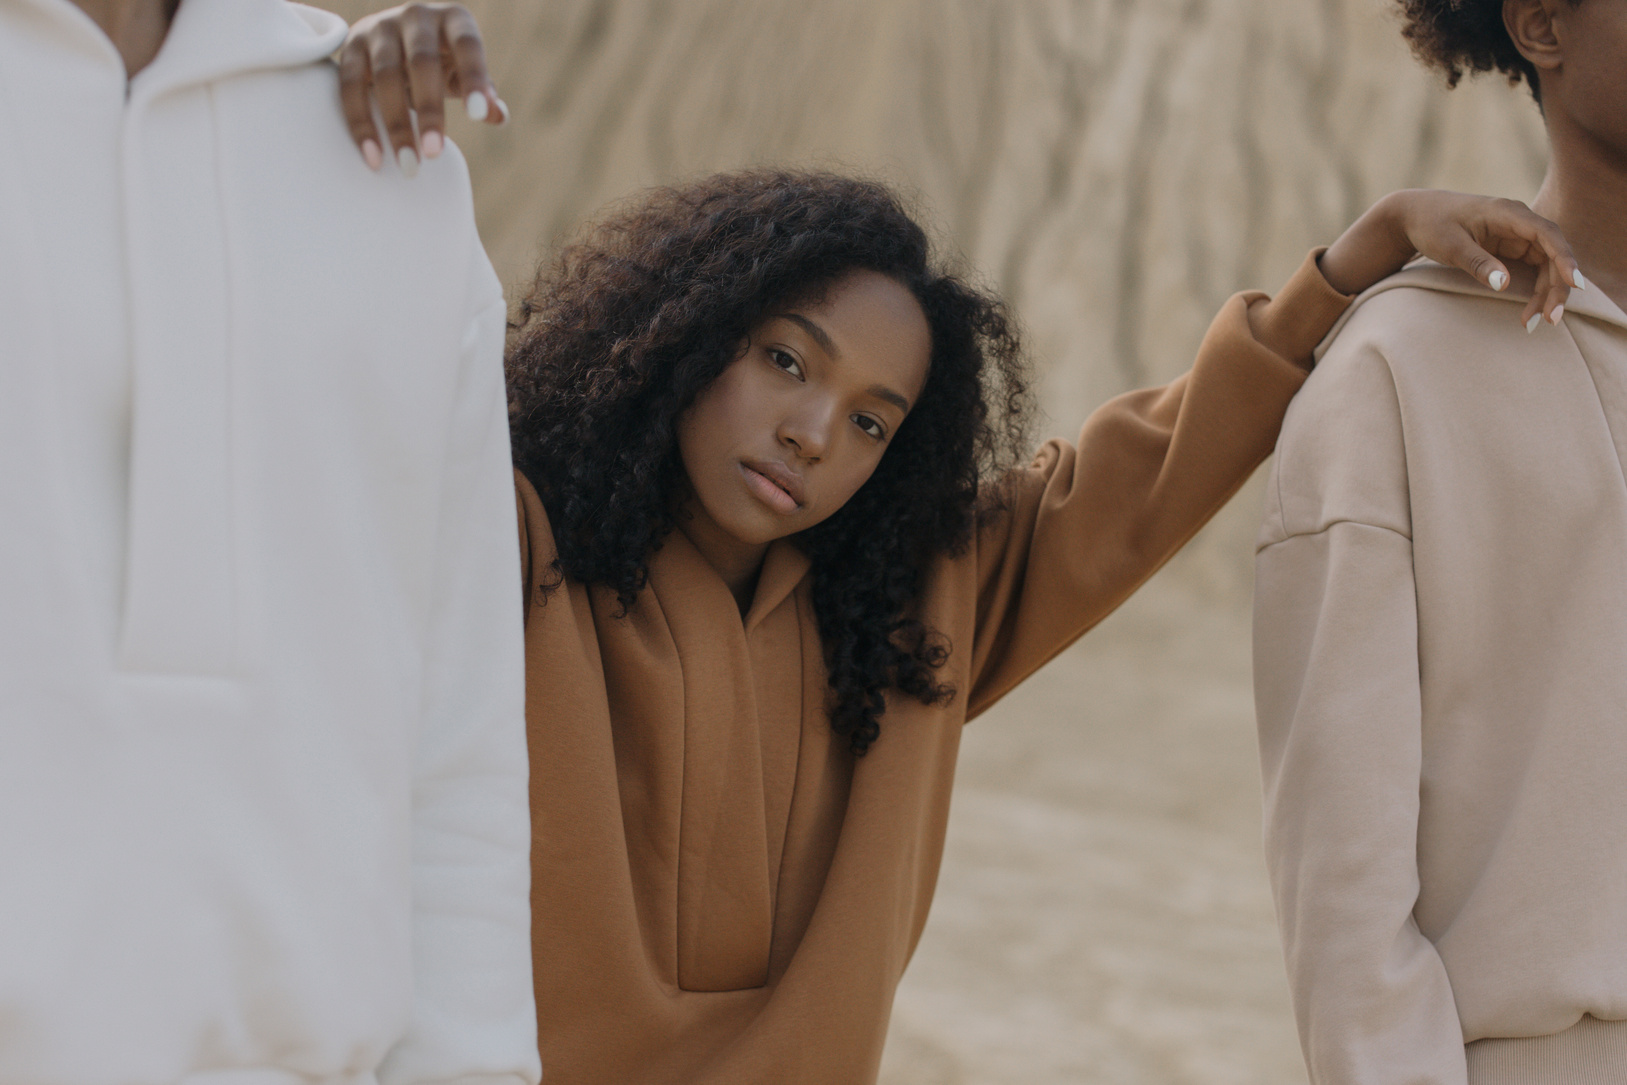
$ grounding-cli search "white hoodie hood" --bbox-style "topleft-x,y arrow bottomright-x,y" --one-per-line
0,2 -> 538,1084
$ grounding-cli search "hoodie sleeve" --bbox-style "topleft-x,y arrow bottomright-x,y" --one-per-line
965,249 -> 1349,715
377,237 -> 541,1085
1252,330 -> 1467,1084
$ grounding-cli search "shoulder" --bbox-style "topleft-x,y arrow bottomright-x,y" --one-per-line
1263,270 -> 1483,546
1314,262 -> 1502,366
207,66 -> 494,325
1296,261 -> 1527,431
235,80 -> 474,194
1290,263 -> 1537,446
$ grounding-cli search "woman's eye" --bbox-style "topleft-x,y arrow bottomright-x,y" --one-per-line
769,349 -> 804,379
852,414 -> 886,440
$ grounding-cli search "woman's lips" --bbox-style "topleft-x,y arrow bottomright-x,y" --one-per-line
741,460 -> 804,515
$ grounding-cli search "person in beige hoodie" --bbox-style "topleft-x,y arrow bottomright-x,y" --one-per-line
1253,1 -> 1627,1083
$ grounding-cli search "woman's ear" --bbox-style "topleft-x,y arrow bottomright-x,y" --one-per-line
1504,0 -> 1565,72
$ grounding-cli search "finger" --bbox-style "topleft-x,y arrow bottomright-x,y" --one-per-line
459,79 -> 505,125
1429,223 -> 1512,293
439,5 -> 498,122
402,6 -> 447,159
337,37 -> 384,170
1522,263 -> 1551,331
1525,215 -> 1582,294
1544,266 -> 1572,326
1507,217 -> 1574,324
367,22 -> 419,177
1485,199 -> 1582,291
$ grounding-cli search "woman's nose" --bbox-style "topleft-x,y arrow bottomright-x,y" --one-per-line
779,403 -> 834,462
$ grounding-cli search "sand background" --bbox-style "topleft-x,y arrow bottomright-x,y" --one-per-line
321,1 -> 1548,1077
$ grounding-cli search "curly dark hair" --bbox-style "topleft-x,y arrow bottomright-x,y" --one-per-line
507,169 -> 1032,755
1396,0 -> 1571,98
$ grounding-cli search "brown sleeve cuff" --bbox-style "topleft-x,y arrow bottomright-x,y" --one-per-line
1242,247 -> 1355,371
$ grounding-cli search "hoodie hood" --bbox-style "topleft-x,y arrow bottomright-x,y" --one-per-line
132,0 -> 346,104
1,0 -> 347,677
1316,258 -> 1627,365
13,0 -> 346,99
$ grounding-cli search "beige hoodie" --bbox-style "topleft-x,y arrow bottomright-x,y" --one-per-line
1254,262 -> 1627,1085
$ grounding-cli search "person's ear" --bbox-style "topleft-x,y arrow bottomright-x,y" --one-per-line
1504,0 -> 1565,72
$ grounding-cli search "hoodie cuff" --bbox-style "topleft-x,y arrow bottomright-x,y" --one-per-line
1242,247 -> 1355,371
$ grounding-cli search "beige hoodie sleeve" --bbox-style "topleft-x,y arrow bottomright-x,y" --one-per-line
1254,329 -> 1467,1084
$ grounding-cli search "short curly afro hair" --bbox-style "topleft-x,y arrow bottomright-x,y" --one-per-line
1396,0 -> 1567,98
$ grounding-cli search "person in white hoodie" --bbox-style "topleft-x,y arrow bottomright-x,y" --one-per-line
1254,0 -> 1627,1082
0,1 -> 539,1083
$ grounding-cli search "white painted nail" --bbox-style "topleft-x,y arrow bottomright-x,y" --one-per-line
1488,269 -> 1508,292
494,97 -> 510,124
1549,303 -> 1565,325
420,129 -> 444,159
1526,312 -> 1542,334
465,91 -> 488,122
397,146 -> 419,179
1573,270 -> 1589,291
361,138 -> 383,172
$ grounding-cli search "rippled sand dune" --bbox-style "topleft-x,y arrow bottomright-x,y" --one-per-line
323,1 -> 1548,1078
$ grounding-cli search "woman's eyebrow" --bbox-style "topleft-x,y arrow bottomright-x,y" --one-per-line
779,313 -> 909,410
869,385 -> 911,413
782,313 -> 839,358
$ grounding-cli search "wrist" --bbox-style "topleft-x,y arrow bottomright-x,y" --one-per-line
1320,191 -> 1416,297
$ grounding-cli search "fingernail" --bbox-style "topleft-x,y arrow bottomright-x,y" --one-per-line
1488,269 -> 1508,292
420,129 -> 444,159
1526,312 -> 1542,334
465,91 -> 489,122
361,138 -> 383,172
1573,270 -> 1589,291
397,146 -> 419,179
1549,304 -> 1565,325
494,97 -> 510,124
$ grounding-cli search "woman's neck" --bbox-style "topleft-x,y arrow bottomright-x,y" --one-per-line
1532,114 -> 1627,312
676,506 -> 769,616
70,0 -> 177,78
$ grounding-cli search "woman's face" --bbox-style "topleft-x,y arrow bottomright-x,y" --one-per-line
676,269 -> 933,556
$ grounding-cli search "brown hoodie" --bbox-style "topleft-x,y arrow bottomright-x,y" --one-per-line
519,251 -> 1347,1084
1255,262 -> 1627,1085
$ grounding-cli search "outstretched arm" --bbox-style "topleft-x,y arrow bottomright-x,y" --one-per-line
967,189 -> 1578,711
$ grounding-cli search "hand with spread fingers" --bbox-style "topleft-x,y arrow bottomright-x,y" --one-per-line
1320,189 -> 1583,329
338,2 -> 507,176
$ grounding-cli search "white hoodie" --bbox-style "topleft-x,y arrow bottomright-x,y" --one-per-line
0,1 -> 538,1083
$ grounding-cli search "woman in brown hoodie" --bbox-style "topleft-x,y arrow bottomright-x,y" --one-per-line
505,171 -> 1582,1084
336,16 -> 1582,1083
